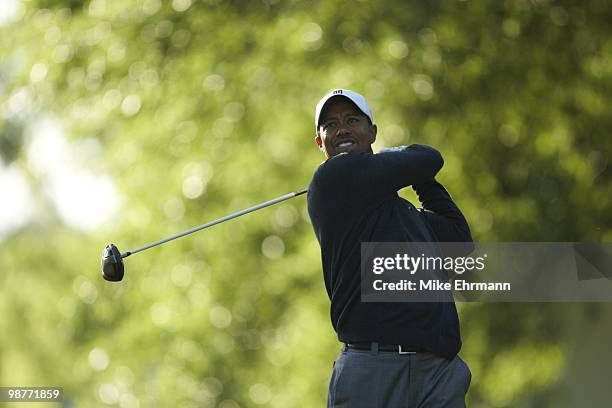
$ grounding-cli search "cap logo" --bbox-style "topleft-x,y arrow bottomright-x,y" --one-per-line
333,90 -> 343,95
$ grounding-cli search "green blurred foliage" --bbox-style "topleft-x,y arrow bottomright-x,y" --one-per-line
1,0 -> 611,407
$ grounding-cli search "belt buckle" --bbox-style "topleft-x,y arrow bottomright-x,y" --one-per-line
398,345 -> 416,355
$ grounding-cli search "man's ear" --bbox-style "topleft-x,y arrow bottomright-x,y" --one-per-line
370,124 -> 378,144
315,133 -> 324,151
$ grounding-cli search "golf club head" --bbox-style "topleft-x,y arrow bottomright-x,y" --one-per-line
101,243 -> 124,282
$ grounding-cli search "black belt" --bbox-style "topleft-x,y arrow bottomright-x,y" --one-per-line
345,342 -> 419,354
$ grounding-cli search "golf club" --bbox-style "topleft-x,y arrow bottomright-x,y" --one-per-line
101,188 -> 308,282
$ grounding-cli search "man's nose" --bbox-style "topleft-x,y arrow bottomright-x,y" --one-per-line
336,123 -> 350,135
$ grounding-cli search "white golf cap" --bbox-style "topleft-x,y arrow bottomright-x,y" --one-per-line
315,89 -> 373,129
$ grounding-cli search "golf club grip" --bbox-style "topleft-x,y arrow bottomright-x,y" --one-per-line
123,188 -> 308,257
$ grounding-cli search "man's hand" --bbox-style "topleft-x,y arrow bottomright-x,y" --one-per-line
377,146 -> 409,154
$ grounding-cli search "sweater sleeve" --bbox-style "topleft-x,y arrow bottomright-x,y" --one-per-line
412,179 -> 474,254
313,144 -> 444,199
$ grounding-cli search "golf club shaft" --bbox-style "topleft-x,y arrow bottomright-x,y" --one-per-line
121,188 -> 308,258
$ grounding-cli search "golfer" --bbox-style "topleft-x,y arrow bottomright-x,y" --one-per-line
307,89 -> 474,407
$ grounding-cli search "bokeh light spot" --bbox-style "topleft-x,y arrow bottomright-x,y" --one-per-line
164,196 -> 185,220
261,235 -> 285,259
209,306 -> 232,328
171,264 -> 193,287
98,383 -> 119,404
249,383 -> 272,405
150,303 -> 172,327
202,74 -> 225,92
30,63 -> 48,83
172,0 -> 192,12
121,94 -> 142,116
89,347 -> 110,371
182,175 -> 205,199
388,40 -> 408,59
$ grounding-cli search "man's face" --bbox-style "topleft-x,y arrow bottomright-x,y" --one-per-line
315,97 -> 377,159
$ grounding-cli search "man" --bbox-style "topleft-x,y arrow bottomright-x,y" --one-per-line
307,89 -> 474,407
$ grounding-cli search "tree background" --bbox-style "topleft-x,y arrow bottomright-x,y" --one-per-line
1,0 -> 611,406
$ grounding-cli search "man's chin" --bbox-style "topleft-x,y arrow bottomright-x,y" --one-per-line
329,145 -> 369,157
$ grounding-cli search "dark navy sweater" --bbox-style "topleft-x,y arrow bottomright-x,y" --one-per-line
307,144 -> 473,359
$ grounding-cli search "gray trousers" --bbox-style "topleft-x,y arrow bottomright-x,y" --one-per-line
327,345 -> 471,408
